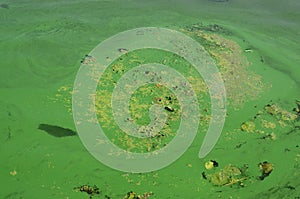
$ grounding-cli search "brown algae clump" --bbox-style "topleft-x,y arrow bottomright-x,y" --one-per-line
124,191 -> 154,199
181,24 -> 266,108
258,161 -> 274,180
207,164 -> 246,186
238,101 -> 299,139
205,160 -> 219,170
264,104 -> 298,122
261,120 -> 276,129
74,185 -> 101,199
264,104 -> 280,115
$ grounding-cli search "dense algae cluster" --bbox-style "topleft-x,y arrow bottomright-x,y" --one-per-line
50,23 -> 300,198
182,22 -> 266,108
74,23 -> 267,154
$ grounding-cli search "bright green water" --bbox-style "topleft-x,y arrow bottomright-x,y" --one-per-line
1,0 -> 299,198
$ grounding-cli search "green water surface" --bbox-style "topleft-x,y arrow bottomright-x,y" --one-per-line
0,0 -> 299,198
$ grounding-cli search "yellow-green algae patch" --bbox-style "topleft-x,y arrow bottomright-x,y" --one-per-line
181,25 -> 266,108
94,49 -> 210,153
53,24 -> 269,154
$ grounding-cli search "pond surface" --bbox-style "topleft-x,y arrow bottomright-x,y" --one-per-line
0,0 -> 299,198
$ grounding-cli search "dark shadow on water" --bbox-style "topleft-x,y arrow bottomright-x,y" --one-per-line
209,0 -> 229,2
38,124 -> 76,137
0,3 -> 9,9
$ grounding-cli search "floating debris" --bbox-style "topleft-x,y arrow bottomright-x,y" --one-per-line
264,104 -> 280,115
244,48 -> 253,53
205,160 -> 219,170
123,191 -> 154,199
164,106 -> 174,112
294,100 -> 300,114
118,48 -> 129,53
38,124 -> 76,137
9,170 -> 17,176
206,164 -> 246,186
292,107 -> 300,115
258,161 -> 274,180
202,171 -> 207,179
74,185 -> 101,199
80,54 -> 96,65
264,103 -> 298,121
238,101 -> 300,145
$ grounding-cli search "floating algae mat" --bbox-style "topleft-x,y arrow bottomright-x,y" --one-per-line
1,0 -> 299,198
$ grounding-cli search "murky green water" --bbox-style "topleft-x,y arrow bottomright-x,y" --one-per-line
1,0 -> 299,198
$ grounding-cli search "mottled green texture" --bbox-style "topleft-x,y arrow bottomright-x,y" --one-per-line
0,0 -> 299,198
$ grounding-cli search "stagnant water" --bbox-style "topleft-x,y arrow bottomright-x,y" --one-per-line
1,0 -> 299,198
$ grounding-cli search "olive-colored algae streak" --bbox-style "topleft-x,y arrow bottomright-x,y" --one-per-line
181,26 -> 267,108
